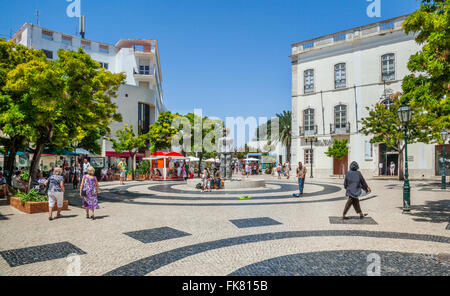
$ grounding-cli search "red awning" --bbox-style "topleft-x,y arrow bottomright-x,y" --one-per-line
151,151 -> 184,157
106,152 -> 146,158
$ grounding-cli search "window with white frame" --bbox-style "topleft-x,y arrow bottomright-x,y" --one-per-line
139,65 -> 150,75
382,54 -> 395,81
99,62 -> 109,70
81,40 -> 91,51
42,30 -> 53,41
335,63 -> 346,89
304,149 -> 313,165
42,49 -> 53,60
61,35 -> 72,46
303,109 -> 315,132
335,105 -> 347,129
304,69 -> 314,94
99,45 -> 109,53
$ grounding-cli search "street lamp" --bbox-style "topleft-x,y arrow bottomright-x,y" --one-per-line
397,104 -> 412,213
440,128 -> 448,190
305,137 -> 318,178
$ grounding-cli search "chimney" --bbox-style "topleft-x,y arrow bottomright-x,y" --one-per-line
79,16 -> 86,39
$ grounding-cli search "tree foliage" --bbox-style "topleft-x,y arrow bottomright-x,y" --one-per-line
146,111 -> 181,153
0,39 -> 45,182
109,124 -> 148,179
256,111 -> 292,162
2,45 -> 125,186
402,0 -> 450,142
325,139 -> 349,178
325,139 -> 349,160
360,94 -> 430,180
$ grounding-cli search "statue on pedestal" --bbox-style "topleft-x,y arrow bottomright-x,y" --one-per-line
218,127 -> 234,179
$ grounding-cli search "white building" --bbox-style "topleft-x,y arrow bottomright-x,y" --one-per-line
290,15 -> 448,179
11,23 -> 166,165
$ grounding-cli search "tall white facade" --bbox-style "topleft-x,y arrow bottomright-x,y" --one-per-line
290,15 -> 445,179
11,23 -> 166,157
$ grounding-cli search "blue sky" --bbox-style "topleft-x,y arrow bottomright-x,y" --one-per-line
0,0 -> 419,126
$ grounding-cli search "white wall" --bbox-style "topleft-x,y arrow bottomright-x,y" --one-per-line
291,22 -> 435,178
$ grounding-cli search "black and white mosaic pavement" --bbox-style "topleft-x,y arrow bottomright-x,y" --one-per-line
329,216 -> 378,225
230,217 -> 282,228
228,250 -> 450,276
0,242 -> 86,267
90,182 -> 353,207
104,230 -> 450,276
124,227 -> 191,244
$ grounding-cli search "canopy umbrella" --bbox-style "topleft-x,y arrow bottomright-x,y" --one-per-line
187,156 -> 200,162
245,157 -> 260,161
205,158 -> 220,163
42,148 -> 78,156
75,148 -> 94,156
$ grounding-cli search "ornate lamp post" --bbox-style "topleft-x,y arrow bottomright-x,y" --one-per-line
305,137 -> 318,178
397,104 -> 412,213
440,128 -> 448,190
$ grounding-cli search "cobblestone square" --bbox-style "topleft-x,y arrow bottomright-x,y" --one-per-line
0,175 -> 449,276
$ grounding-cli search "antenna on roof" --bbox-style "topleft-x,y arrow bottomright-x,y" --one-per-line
36,10 -> 40,26
79,15 -> 86,39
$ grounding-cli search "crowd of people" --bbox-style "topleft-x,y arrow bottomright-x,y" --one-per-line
200,168 -> 222,192
1,155 -> 373,221
0,158 -> 101,221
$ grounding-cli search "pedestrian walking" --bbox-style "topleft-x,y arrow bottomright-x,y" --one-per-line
295,162 -> 307,197
118,158 -> 127,185
44,167 -> 65,221
72,161 -> 81,189
82,158 -> 91,177
286,162 -> 291,179
342,161 -> 371,220
80,166 -> 100,220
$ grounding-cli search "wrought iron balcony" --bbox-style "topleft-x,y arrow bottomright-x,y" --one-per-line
299,125 -> 318,137
330,122 -> 350,135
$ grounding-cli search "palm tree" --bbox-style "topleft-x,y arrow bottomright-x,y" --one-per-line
256,111 -> 292,162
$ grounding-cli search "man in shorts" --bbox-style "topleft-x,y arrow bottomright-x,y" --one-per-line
118,158 -> 127,185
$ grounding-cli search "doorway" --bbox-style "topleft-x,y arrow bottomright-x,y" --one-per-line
379,144 -> 398,176
333,155 -> 348,175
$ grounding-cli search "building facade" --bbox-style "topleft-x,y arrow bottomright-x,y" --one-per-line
11,23 -> 166,165
290,15 -> 448,179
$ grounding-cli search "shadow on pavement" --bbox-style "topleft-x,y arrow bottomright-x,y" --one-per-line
405,199 -> 450,224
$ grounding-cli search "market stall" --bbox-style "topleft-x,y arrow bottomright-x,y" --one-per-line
143,152 -> 191,180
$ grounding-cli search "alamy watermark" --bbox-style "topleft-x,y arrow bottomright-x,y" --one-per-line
66,0 -> 81,18
366,253 -> 381,276
366,0 -> 381,18
169,109 -> 280,154
66,253 -> 81,276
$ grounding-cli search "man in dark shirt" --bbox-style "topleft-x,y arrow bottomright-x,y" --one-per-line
343,161 -> 371,219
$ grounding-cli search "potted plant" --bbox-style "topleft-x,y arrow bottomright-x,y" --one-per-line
10,189 -> 69,214
136,160 -> 151,180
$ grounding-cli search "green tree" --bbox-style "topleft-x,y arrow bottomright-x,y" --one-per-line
0,39 -> 45,183
109,124 -> 148,180
325,139 -> 349,178
402,0 -> 450,141
360,93 -> 429,180
146,111 -> 180,153
4,48 -> 125,188
256,111 -> 292,162
173,113 -> 223,177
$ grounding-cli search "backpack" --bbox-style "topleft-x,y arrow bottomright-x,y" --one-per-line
195,183 -> 202,189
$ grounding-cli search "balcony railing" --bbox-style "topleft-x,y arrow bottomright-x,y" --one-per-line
330,122 -> 351,135
133,68 -> 154,76
299,125 -> 318,137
